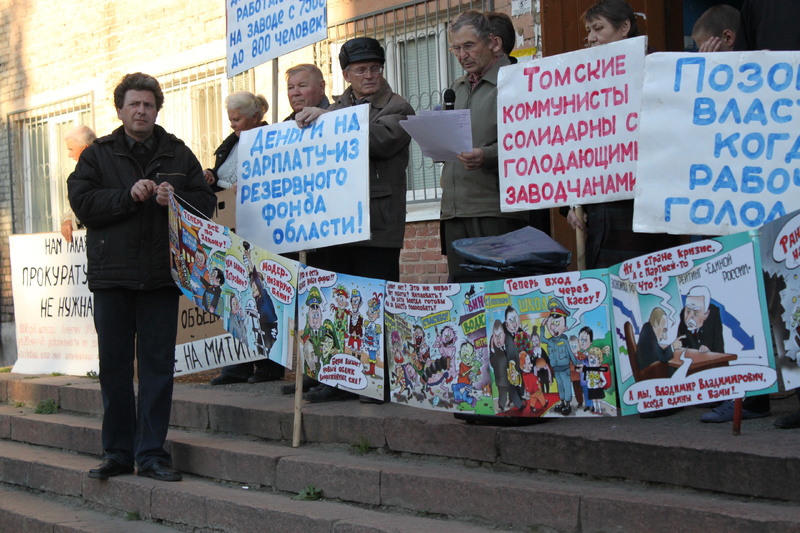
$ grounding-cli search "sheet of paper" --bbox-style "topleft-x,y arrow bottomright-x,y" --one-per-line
401,110 -> 472,161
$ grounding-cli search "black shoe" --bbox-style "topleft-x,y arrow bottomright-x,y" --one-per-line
247,373 -> 281,384
640,407 -> 683,419
359,395 -> 385,404
209,375 -> 248,386
88,459 -> 134,480
303,384 -> 357,403
774,409 -> 800,429
137,461 -> 182,482
282,375 -> 317,395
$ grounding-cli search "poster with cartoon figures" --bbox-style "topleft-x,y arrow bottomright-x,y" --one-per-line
297,266 -> 386,401
168,195 -> 298,370
385,282 -> 491,414
484,272 -> 616,418
759,210 -> 800,390
611,236 -> 777,416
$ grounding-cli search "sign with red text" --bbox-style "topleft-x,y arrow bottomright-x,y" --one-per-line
498,36 -> 646,212
9,231 -> 99,375
634,51 -> 800,235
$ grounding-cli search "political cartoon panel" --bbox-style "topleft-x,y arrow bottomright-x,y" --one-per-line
385,282 -> 491,414
297,266 -> 386,401
759,210 -> 800,391
168,194 -> 298,370
610,235 -> 777,416
484,271 -> 616,418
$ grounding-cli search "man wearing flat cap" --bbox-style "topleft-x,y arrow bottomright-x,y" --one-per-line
295,37 -> 415,402
541,298 -> 581,415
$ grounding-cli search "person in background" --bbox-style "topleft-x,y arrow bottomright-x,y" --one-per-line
294,37 -> 415,402
205,91 -> 286,386
284,63 -> 330,121
202,91 -> 268,191
61,125 -> 96,242
440,10 -> 528,282
69,72 -> 216,482
486,11 -> 517,64
563,0 -> 681,269
691,4 -> 739,52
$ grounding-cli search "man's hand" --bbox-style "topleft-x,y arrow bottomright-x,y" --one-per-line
155,181 -> 174,206
295,107 -> 328,128
457,148 -> 486,171
60,220 -> 74,243
566,208 -> 587,231
131,179 -> 157,202
202,169 -> 216,185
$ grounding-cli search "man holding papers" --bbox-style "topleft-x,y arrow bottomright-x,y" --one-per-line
440,11 -> 528,282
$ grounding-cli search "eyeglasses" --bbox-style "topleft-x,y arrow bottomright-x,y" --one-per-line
348,66 -> 383,77
449,41 -> 477,55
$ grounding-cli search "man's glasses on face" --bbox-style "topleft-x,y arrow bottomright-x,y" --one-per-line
348,66 -> 384,76
449,41 -> 477,55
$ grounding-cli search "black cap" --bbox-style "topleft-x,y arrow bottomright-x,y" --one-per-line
339,37 -> 385,70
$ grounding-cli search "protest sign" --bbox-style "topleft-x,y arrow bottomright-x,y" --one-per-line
498,36 -> 646,212
385,282 -> 490,413
635,51 -> 800,235
235,105 -> 371,255
609,236 -> 776,416
297,266 -> 386,400
226,0 -> 327,77
484,271 -> 616,417
9,231 -> 98,375
169,194 -> 298,370
759,209 -> 800,390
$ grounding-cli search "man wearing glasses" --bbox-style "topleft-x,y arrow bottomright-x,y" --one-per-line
294,37 -> 415,402
440,11 -> 528,282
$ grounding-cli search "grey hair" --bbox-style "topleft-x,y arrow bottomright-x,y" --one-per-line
65,125 -> 96,146
225,91 -> 268,120
285,63 -> 324,81
450,10 -> 493,43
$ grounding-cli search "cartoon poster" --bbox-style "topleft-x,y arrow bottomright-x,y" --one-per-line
759,210 -> 800,390
611,237 -> 777,416
635,51 -> 800,236
235,105 -> 370,255
385,282 -> 492,414
498,36 -> 646,212
297,266 -> 386,401
484,272 -> 616,417
168,194 -> 298,370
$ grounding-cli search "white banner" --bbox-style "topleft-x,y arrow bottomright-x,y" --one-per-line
499,37 -> 646,212
9,231 -> 98,375
634,51 -> 800,235
226,0 -> 327,77
235,105 -> 371,254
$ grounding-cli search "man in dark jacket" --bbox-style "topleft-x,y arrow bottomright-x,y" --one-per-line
68,72 -> 216,481
293,37 -> 415,402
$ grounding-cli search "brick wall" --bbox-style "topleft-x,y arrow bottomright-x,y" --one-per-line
400,221 -> 448,284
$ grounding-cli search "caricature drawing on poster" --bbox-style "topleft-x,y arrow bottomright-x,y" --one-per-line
758,210 -> 800,390
385,282 -> 492,414
168,195 -> 298,370
485,272 -> 616,418
297,266 -> 386,401
610,237 -> 777,416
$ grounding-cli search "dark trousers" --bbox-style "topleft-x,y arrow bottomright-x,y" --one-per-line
93,287 -> 179,470
323,245 -> 401,282
220,359 -> 285,379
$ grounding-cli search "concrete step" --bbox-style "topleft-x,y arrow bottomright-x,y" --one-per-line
0,484 -> 179,532
2,374 -> 800,531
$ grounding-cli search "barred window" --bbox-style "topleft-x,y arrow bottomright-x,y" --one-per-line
326,0 -> 491,210
8,95 -> 94,234
158,59 -> 253,170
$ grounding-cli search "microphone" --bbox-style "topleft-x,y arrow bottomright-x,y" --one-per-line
443,89 -> 456,111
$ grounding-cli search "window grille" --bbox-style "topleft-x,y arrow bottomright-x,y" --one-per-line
326,0 -> 493,205
8,94 -> 93,234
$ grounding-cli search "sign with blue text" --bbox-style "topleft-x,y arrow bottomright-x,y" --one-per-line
226,0 -> 327,77
235,105 -> 371,255
635,51 -> 800,235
